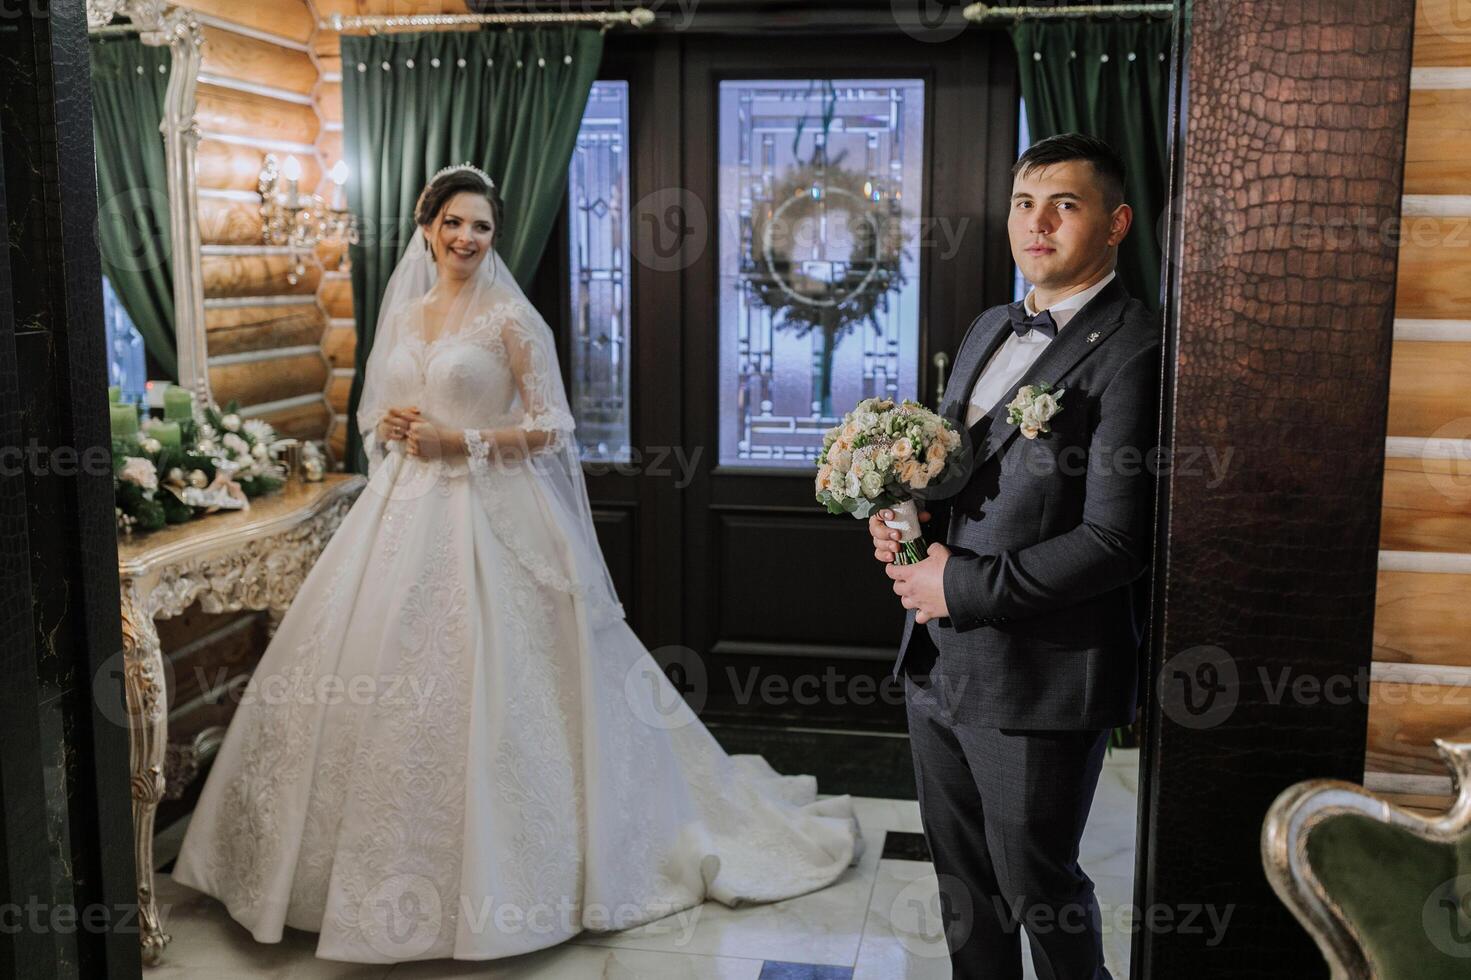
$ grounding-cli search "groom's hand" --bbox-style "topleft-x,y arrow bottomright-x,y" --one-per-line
885,543 -> 951,623
868,508 -> 932,563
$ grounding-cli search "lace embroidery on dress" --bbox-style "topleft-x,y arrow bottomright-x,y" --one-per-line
491,542 -> 584,914
492,300 -> 577,449
463,427 -> 578,597
203,555 -> 353,916
329,517 -> 471,959
378,497 -> 410,561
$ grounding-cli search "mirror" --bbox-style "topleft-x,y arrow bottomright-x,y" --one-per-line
88,0 -> 209,419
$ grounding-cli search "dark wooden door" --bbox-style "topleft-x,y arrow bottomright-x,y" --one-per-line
672,33 -> 1019,728
533,28 -> 1020,732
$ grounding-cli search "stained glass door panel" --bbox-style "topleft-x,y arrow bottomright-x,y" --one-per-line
716,78 -> 925,468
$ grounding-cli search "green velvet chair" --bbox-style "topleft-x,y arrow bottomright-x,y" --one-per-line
1262,739 -> 1471,979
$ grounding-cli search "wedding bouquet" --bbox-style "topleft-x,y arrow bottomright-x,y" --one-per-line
815,396 -> 965,565
113,399 -> 288,534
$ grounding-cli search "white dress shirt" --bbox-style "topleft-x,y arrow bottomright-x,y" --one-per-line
963,270 -> 1117,428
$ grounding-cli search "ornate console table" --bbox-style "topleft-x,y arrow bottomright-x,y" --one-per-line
116,473 -> 365,964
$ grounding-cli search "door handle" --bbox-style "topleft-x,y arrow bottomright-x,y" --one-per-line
931,351 -> 950,406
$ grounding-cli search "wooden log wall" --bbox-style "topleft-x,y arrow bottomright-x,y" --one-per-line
1368,0 -> 1471,813
174,0 -> 337,453
309,0 -> 354,462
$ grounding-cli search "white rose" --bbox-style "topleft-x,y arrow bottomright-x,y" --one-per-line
252,443 -> 269,460
243,418 -> 275,441
860,471 -> 883,498
1033,393 -> 1060,419
830,448 -> 852,471
223,433 -> 249,455
119,456 -> 158,492
222,413 -> 241,432
892,436 -> 914,460
140,438 -> 162,454
845,470 -> 862,498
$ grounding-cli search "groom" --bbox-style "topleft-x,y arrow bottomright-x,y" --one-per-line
871,133 -> 1160,979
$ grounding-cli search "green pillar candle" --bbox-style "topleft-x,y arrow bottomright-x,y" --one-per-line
110,403 -> 139,439
152,421 -> 181,450
108,385 -> 121,403
163,384 -> 193,421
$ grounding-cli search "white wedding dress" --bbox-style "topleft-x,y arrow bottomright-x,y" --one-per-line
171,292 -> 862,964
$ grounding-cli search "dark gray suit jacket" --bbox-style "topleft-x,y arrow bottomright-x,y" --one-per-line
893,275 -> 1161,730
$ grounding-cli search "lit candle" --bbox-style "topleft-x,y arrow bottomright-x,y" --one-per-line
110,403 -> 139,440
163,384 -> 193,421
330,159 -> 350,211
152,421 -> 181,450
283,155 -> 302,208
108,385 -> 121,403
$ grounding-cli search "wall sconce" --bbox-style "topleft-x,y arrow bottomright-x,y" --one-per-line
258,153 -> 359,284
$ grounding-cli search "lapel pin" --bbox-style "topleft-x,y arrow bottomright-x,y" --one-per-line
1087,331 -> 1100,343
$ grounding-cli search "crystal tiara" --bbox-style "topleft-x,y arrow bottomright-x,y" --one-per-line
431,162 -> 496,190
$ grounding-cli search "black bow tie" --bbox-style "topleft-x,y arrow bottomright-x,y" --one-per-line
1008,303 -> 1058,340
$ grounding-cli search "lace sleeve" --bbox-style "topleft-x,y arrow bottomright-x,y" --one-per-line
359,412 -> 388,478
500,303 -> 575,457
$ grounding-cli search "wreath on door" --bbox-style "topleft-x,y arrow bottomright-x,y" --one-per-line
747,163 -> 910,414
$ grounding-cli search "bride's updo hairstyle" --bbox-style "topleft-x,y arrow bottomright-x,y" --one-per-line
414,167 -> 504,261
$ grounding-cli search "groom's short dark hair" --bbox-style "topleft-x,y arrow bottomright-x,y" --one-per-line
1012,133 -> 1127,210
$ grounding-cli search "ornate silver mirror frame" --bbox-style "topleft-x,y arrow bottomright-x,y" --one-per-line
88,0 -> 212,420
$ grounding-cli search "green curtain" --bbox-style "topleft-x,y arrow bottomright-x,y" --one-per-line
1012,18 -> 1172,312
89,35 -> 178,380
341,26 -> 603,473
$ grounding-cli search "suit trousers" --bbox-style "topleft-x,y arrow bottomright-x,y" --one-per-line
904,668 -> 1113,980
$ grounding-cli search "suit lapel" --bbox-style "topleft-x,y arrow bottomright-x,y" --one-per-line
940,308 -> 1013,427
962,276 -> 1132,468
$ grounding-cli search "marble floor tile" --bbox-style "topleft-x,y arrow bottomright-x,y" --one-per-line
843,796 -> 924,836
853,860 -> 952,980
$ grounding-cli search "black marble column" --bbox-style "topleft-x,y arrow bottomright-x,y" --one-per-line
1,0 -> 142,977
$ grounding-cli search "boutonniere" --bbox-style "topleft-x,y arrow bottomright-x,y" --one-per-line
1006,382 -> 1065,439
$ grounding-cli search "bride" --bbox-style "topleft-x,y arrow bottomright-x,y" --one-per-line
171,164 -> 862,964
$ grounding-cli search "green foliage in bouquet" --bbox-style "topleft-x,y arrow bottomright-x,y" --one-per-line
113,399 -> 288,536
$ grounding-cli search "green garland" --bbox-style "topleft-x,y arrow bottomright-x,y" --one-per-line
113,399 -> 286,534
747,163 -> 910,342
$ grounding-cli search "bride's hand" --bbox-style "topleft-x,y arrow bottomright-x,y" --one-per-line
377,406 -> 421,443
404,421 -> 463,460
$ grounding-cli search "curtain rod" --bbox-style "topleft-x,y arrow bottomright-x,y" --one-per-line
963,2 -> 1174,20
321,7 -> 655,34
